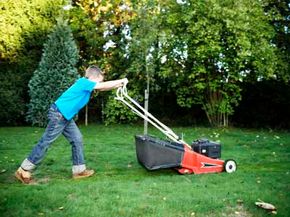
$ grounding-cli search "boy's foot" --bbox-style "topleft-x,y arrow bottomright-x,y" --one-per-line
15,167 -> 34,184
73,169 -> 95,179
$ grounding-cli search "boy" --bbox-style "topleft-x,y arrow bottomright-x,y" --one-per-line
15,65 -> 128,184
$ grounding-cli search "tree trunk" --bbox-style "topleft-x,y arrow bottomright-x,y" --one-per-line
204,89 -> 229,127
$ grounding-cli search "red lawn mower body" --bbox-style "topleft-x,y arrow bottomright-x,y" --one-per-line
178,145 -> 225,174
135,135 -> 236,174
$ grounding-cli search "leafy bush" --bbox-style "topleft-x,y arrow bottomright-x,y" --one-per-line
103,89 -> 140,125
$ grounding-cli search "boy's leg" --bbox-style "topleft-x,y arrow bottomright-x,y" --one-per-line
62,120 -> 94,178
16,105 -> 67,183
25,106 -> 67,166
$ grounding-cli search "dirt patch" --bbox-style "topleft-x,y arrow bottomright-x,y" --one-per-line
222,203 -> 253,217
35,177 -> 51,184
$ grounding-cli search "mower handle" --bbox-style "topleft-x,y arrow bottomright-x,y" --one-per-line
115,85 -> 192,149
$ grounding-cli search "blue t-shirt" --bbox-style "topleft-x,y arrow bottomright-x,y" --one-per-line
55,78 -> 97,120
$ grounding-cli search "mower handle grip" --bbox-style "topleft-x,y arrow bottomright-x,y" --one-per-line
116,84 -> 127,99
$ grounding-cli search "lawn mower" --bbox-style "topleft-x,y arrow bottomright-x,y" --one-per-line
115,85 -> 237,175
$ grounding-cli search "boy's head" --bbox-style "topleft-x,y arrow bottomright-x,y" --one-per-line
85,65 -> 104,82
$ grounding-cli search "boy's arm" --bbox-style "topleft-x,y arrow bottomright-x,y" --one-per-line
94,78 -> 128,91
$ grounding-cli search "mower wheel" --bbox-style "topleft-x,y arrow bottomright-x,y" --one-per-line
224,159 -> 237,173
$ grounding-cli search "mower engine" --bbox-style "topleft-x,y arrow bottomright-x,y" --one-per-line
191,139 -> 221,159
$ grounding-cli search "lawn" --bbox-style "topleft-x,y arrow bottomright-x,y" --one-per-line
0,124 -> 289,217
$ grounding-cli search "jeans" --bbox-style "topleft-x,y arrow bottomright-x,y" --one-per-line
25,104 -> 85,171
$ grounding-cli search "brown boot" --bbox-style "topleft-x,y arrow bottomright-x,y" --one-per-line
15,167 -> 34,184
73,169 -> 95,180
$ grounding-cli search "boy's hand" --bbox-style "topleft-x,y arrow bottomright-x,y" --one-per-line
122,78 -> 128,86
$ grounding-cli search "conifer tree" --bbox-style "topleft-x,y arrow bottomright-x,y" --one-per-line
27,19 -> 79,127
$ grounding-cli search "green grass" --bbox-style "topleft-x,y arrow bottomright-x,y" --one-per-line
0,125 -> 289,217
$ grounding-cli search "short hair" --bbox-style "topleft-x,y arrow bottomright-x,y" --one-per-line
85,65 -> 104,78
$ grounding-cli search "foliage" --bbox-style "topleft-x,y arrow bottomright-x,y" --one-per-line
262,0 -> 290,82
0,68 -> 25,125
26,19 -> 79,127
102,90 -> 139,125
69,0 -> 137,123
0,0 -> 65,62
68,0 -> 287,127
0,0 -> 66,125
127,0 -> 161,88
70,0 -> 135,67
157,0 -> 278,126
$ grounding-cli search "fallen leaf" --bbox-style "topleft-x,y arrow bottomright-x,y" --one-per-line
255,200 -> 276,211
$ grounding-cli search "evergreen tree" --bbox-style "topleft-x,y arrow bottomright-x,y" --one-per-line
27,19 -> 79,127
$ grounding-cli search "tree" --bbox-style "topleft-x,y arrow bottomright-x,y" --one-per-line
69,0 -> 138,124
26,19 -> 79,127
158,0 -> 278,127
126,0 -> 162,132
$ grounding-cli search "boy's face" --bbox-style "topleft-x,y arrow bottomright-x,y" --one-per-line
89,74 -> 104,82
95,74 -> 104,82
